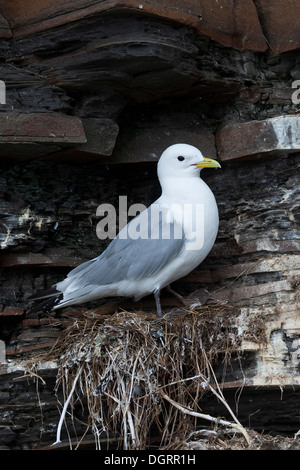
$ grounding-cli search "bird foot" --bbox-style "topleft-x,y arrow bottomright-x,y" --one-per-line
165,308 -> 187,318
165,285 -> 188,306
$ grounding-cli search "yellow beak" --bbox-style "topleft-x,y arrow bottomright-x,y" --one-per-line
196,157 -> 221,169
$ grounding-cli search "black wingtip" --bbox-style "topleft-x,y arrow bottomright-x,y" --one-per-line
27,293 -> 63,314
27,286 -> 59,301
27,287 -> 63,314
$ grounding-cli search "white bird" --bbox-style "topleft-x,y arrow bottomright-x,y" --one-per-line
29,143 -> 221,317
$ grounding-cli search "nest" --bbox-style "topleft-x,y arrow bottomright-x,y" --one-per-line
35,303 -> 251,450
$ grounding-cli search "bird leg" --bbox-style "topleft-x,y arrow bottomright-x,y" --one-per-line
166,285 -> 188,306
153,288 -> 163,317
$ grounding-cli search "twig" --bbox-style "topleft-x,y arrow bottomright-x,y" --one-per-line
161,393 -> 251,446
52,366 -> 82,446
17,371 -> 46,385
202,348 -> 244,429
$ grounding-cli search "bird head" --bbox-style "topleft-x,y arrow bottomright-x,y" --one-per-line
157,143 -> 221,181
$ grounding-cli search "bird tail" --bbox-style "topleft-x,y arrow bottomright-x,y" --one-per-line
27,286 -> 63,314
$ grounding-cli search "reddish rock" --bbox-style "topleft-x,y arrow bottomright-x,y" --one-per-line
0,250 -> 84,268
254,0 -> 300,54
0,113 -> 86,144
216,116 -> 300,161
239,85 -> 261,104
0,0 -> 205,37
2,0 -> 267,51
17,329 -> 61,342
197,0 -> 267,51
22,319 -> 40,328
0,307 -> 24,317
0,113 -> 86,160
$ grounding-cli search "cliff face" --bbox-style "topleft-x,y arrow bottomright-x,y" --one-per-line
0,1 -> 300,449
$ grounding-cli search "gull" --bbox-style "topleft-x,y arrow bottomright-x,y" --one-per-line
28,143 -> 221,317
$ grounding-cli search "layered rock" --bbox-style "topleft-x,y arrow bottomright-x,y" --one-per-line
0,0 -> 300,449
217,116 -> 300,161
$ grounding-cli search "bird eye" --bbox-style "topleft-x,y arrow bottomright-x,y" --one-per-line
177,156 -> 185,161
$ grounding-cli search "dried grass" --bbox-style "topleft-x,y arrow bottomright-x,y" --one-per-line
33,302 -> 253,450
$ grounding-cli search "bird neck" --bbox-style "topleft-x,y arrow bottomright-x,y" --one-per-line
159,176 -> 207,203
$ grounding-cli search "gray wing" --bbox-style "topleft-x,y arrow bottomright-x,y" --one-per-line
63,205 -> 186,287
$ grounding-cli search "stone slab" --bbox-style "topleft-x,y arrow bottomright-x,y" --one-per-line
254,0 -> 300,55
2,0 -> 267,51
198,0 -> 267,51
0,113 -> 86,144
216,116 -> 300,161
